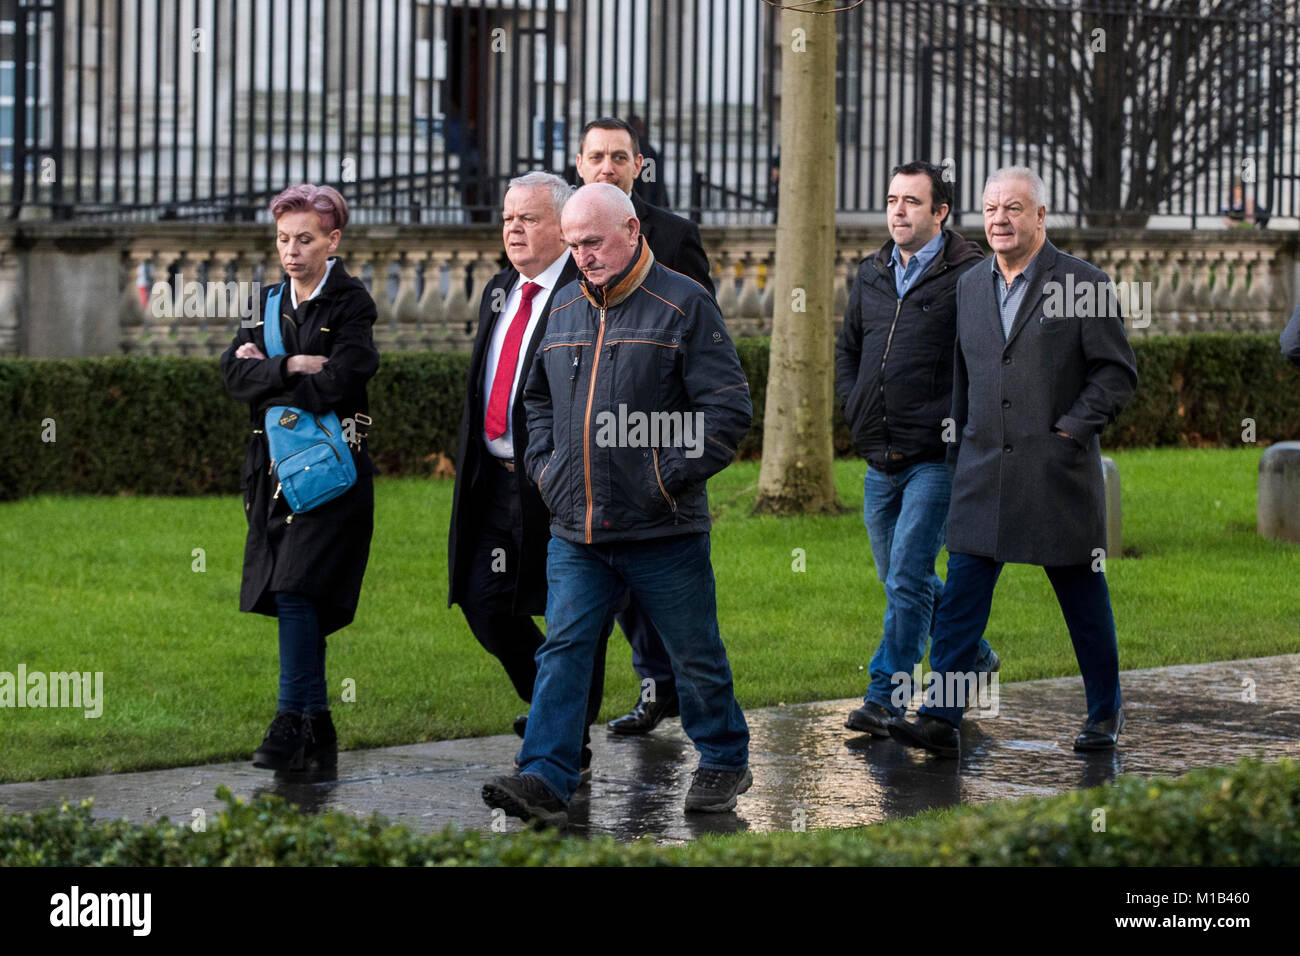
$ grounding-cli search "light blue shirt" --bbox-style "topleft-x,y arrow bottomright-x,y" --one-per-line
992,250 -> 1043,340
890,231 -> 945,300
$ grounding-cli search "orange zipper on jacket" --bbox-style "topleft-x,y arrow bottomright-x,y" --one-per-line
582,308 -> 608,543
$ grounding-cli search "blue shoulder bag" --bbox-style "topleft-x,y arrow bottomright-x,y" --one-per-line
261,284 -> 357,513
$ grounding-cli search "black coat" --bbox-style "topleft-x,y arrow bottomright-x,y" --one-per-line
220,259 -> 379,637
447,258 -> 582,615
631,192 -> 713,293
946,240 -> 1138,565
835,229 -> 985,472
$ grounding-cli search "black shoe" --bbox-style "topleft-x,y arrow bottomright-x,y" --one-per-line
302,710 -> 338,771
845,701 -> 898,738
252,711 -> 305,770
980,650 -> 1002,674
1073,708 -> 1125,751
482,773 -> 568,828
513,714 -> 528,738
685,766 -> 753,813
607,692 -> 680,735
888,714 -> 960,758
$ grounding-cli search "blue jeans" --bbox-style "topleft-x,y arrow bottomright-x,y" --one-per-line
862,462 -> 995,715
920,552 -> 1122,727
275,591 -> 328,713
519,533 -> 749,803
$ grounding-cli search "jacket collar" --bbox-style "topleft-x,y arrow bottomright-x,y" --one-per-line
871,227 -> 981,278
279,256 -> 354,302
579,238 -> 656,310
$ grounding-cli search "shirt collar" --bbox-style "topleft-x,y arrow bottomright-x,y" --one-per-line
290,257 -> 336,309
518,249 -> 571,295
890,230 -> 945,273
991,246 -> 1044,287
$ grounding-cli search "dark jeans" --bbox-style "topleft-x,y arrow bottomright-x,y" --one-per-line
520,533 -> 749,803
862,462 -> 995,715
920,552 -> 1122,727
618,598 -> 676,700
460,459 -> 605,730
275,591 -> 328,712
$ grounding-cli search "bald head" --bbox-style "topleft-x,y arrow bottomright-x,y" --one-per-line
561,182 -> 640,286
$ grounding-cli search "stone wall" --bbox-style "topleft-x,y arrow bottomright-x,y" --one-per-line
0,223 -> 1295,358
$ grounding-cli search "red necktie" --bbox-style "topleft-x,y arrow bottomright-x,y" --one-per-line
484,281 -> 542,441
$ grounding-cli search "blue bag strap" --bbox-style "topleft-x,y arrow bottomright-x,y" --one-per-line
261,284 -> 286,357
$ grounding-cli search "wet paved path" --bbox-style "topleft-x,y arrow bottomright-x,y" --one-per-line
2,655 -> 1297,842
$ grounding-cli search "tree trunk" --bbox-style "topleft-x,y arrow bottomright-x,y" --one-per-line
753,1 -> 840,517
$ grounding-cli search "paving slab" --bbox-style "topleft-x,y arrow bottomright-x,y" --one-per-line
1,655 -> 1297,843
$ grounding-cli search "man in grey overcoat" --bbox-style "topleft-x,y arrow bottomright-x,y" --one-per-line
890,166 -> 1139,757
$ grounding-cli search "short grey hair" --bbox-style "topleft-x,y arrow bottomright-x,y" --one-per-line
506,171 -> 574,219
984,166 -> 1047,212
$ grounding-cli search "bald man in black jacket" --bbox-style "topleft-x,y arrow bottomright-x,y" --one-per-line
573,116 -> 716,734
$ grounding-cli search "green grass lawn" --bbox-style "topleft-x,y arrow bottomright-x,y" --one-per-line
1,448 -> 1296,783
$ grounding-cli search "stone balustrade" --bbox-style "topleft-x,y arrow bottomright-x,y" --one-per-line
0,223 -> 1295,357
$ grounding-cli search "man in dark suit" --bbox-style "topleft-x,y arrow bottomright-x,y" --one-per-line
447,171 -> 604,779
890,166 -> 1138,757
571,117 -> 713,734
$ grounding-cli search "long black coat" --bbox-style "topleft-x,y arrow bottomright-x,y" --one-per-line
946,240 -> 1138,566
220,259 -> 379,637
447,258 -> 581,615
632,192 -> 712,292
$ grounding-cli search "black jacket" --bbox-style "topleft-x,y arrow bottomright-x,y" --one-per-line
220,258 -> 379,637
447,258 -> 581,614
522,240 -> 751,544
835,229 -> 984,472
632,192 -> 712,292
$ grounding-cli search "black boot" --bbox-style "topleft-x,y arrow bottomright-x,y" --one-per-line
252,711 -> 305,770
302,710 -> 338,770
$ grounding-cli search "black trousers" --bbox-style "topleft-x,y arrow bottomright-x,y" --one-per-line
459,458 -> 606,729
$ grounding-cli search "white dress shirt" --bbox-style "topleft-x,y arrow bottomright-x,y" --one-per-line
482,250 -> 572,459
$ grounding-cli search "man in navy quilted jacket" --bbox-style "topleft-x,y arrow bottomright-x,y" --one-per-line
481,183 -> 752,827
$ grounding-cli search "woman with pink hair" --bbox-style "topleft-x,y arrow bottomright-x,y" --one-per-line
220,184 -> 379,773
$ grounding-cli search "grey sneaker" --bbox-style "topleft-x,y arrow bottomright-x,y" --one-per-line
482,773 -> 568,828
684,766 -> 753,813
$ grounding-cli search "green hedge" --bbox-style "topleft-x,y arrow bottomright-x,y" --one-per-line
2,757 -> 1296,865
2,334 -> 1297,500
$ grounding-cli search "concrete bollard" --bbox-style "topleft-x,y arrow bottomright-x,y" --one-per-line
1258,441 -> 1300,543
1101,456 -> 1122,558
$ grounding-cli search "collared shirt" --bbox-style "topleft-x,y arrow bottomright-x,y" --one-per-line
992,248 -> 1043,339
289,257 -> 336,309
482,249 -> 572,459
890,230 -> 945,299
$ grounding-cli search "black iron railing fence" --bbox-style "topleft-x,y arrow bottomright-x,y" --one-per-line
1,0 -> 1296,227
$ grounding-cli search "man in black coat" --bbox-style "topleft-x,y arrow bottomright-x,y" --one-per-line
834,161 -> 999,739
572,116 -> 712,735
447,172 -> 605,777
890,166 -> 1138,758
